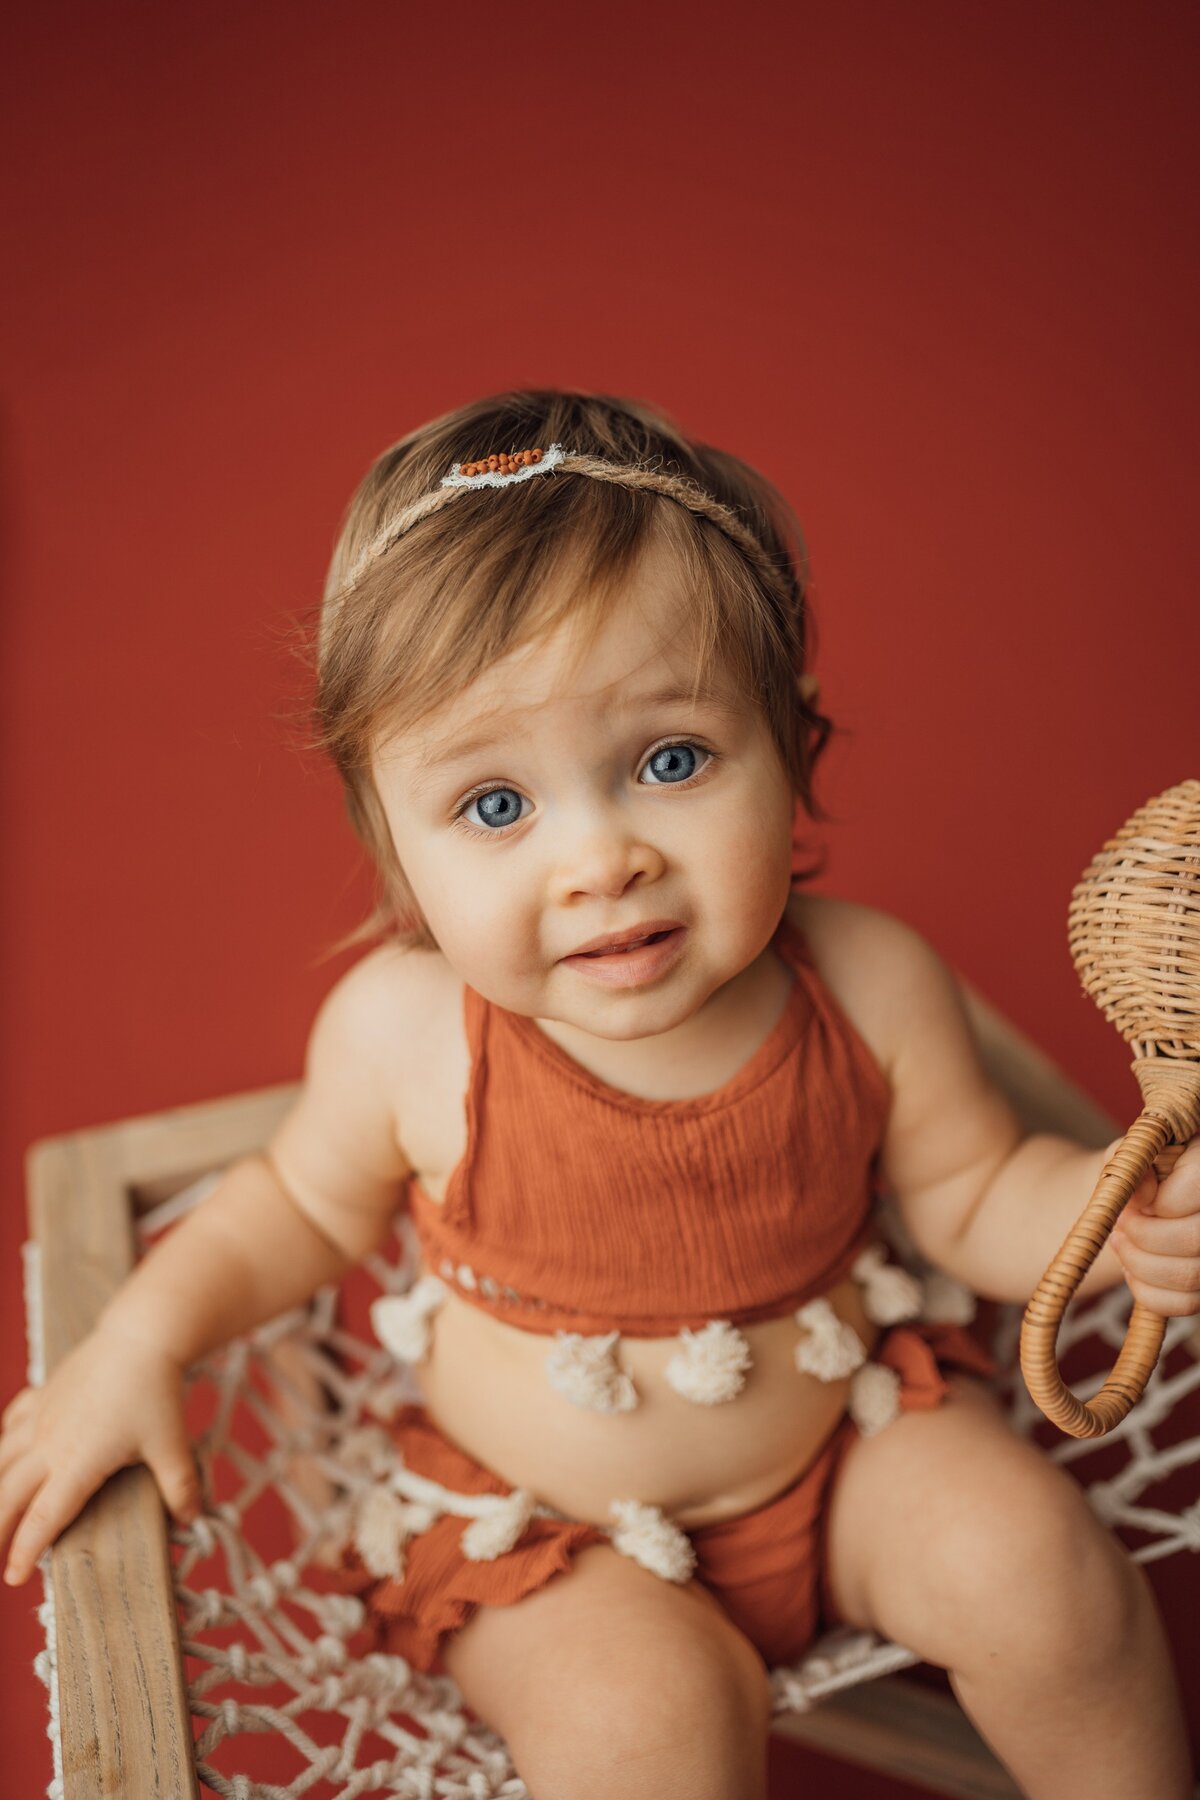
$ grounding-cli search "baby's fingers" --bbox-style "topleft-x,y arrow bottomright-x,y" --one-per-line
0,1454 -> 49,1583
1114,1209 -> 1200,1259
144,1422 -> 201,1525
1112,1235 -> 1200,1315
1148,1138 -> 1200,1215
4,1463 -> 115,1586
1114,1203 -> 1200,1315
0,1414 -> 34,1479
1,1387 -> 37,1431
1121,1276 -> 1200,1318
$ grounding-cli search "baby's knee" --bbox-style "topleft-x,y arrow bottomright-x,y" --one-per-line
510,1622 -> 771,1800
943,1471 -> 1140,1673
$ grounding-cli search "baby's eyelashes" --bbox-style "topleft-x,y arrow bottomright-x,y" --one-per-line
451,741 -> 718,840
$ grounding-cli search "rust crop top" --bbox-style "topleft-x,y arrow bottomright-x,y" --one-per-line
407,909 -> 894,1339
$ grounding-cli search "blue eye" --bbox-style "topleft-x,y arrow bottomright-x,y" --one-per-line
463,787 -> 525,830
457,742 -> 710,834
642,743 -> 702,785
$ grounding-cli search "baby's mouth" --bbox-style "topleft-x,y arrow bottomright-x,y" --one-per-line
577,929 -> 675,957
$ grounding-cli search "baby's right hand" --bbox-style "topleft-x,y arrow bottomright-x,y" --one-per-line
0,1321 -> 200,1586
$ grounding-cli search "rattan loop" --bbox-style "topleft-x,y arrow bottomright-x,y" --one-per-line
1020,1112 -> 1173,1436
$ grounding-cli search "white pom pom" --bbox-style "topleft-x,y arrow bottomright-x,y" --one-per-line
793,1298 -> 867,1381
461,1489 -> 536,1562
352,1487 -> 433,1579
370,1275 -> 449,1364
609,1500 -> 696,1583
920,1270 -> 977,1325
852,1244 -> 924,1325
545,1331 -> 639,1412
389,1497 -> 438,1535
664,1321 -> 753,1404
848,1360 -> 902,1437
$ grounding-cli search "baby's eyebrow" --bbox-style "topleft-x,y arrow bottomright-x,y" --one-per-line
412,680 -> 740,780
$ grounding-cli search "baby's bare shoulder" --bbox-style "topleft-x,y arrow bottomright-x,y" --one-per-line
786,892 -> 955,1077
327,940 -> 463,1083
787,890 -> 929,959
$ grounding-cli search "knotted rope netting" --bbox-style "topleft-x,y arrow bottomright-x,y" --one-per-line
27,1177 -> 1200,1800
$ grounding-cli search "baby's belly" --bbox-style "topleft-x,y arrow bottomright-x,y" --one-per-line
411,1274 -> 880,1528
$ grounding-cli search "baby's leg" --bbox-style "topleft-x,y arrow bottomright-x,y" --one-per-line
825,1375 -> 1191,1800
441,1541 -> 773,1800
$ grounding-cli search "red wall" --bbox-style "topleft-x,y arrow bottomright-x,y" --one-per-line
2,5 -> 1198,1795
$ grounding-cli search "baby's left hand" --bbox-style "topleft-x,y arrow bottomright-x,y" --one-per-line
1110,1137 -> 1200,1316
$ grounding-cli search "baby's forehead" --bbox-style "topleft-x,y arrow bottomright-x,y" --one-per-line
451,661 -> 728,741
380,601 -> 743,776
461,596 -> 708,708
372,522 -> 760,772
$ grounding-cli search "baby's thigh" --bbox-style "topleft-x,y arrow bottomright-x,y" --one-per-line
442,1541 -> 773,1800
825,1375 -> 1140,1674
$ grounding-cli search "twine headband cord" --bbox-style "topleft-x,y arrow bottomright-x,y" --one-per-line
325,443 -> 800,647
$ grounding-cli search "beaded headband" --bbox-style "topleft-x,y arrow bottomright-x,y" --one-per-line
323,442 -> 795,654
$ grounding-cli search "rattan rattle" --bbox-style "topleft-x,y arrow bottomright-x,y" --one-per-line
1020,780 -> 1200,1438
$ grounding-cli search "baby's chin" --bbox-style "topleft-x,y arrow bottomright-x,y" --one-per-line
541,967 -> 736,1043
545,1000 -> 696,1043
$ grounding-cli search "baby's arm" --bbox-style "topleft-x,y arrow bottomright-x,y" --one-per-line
852,907 -> 1200,1312
106,950 -> 412,1363
0,950 -> 411,1584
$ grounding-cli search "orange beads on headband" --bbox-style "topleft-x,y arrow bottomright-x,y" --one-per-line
459,448 -> 544,479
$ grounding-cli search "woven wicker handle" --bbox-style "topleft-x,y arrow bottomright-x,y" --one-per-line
1020,1117 -> 1184,1437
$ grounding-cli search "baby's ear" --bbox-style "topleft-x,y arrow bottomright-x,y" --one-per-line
797,672 -> 820,708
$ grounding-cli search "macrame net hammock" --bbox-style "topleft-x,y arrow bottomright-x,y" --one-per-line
26,1173 -> 1200,1800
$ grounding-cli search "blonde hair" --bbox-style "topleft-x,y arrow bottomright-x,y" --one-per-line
312,389 -> 834,951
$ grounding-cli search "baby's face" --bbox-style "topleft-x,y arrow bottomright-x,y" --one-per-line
372,537 -> 796,1039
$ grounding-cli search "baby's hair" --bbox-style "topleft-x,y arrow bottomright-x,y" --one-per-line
312,388 -> 834,952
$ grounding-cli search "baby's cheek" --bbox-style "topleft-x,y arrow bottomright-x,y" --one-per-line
705,803 -> 794,932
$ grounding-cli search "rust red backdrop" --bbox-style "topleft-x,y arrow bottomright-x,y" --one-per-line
2,4 -> 1197,1794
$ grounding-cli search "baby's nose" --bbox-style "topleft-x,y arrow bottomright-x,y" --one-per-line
548,826 -> 665,904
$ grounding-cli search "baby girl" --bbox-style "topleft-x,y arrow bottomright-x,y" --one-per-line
2,391 -> 1197,1799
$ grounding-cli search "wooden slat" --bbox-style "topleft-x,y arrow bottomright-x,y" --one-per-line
28,1133 -> 199,1799
51,1467 -> 198,1798
24,1085 -> 297,1800
775,1674 -> 1021,1799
